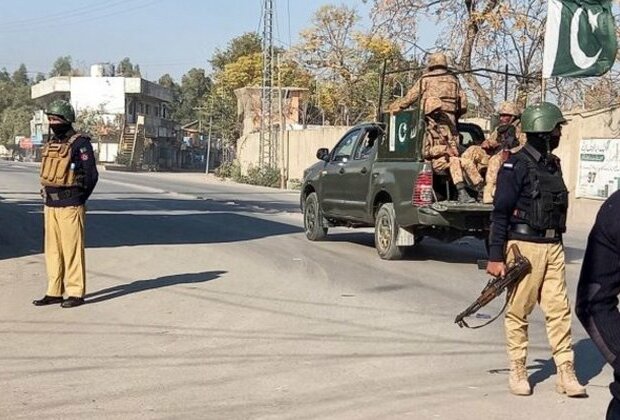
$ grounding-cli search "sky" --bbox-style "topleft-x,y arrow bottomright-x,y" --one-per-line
0,0 -> 439,83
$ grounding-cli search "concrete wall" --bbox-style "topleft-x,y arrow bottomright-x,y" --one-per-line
236,126 -> 350,180
237,106 -> 620,229
555,105 -> 620,228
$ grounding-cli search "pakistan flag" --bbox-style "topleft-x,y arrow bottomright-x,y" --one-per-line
543,0 -> 617,78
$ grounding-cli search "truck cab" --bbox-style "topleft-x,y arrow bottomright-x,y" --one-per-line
301,106 -> 492,260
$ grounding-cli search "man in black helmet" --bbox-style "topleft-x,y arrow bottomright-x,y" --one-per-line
33,99 -> 98,308
487,102 -> 586,398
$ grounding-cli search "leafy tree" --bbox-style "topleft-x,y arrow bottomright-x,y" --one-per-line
210,32 -> 262,72
176,68 -> 212,124
117,57 -> 141,77
295,5 -> 406,124
34,73 -> 46,83
49,56 -> 73,77
12,64 -> 29,86
158,73 -> 182,119
0,68 -> 10,83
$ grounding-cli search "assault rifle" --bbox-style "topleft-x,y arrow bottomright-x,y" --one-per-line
455,244 -> 531,329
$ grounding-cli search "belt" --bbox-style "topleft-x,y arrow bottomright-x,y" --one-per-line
47,189 -> 81,201
509,223 -> 560,239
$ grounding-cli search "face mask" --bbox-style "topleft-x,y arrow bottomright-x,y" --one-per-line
50,123 -> 72,139
549,135 -> 560,151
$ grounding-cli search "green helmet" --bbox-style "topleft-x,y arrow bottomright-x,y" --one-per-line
45,99 -> 75,123
521,102 -> 566,133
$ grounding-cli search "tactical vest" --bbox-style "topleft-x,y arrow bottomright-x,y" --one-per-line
514,150 -> 568,233
422,72 -> 461,114
40,133 -> 82,188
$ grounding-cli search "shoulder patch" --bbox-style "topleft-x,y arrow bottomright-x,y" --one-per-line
502,162 -> 514,170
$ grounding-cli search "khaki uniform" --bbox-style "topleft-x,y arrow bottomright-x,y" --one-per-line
483,121 -> 527,203
505,240 -> 573,366
44,205 -> 86,297
461,145 -> 489,184
424,116 -> 483,186
40,131 -> 97,299
389,68 -> 468,125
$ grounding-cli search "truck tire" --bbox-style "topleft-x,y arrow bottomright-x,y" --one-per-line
304,192 -> 328,241
374,202 -> 405,260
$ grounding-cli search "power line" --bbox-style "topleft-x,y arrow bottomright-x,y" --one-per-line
0,0 -> 161,34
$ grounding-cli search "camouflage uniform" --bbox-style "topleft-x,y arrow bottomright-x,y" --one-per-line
423,98 -> 481,202
388,52 -> 468,126
482,102 -> 527,204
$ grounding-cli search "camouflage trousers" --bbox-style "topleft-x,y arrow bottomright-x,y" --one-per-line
431,155 -> 483,186
431,156 -> 465,185
460,146 -> 487,186
483,152 -> 505,204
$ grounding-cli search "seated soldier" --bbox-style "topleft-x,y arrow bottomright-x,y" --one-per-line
423,97 -> 482,203
480,101 -> 526,203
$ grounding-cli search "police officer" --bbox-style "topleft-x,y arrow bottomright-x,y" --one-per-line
486,102 -> 586,397
576,190 -> 620,419
33,100 -> 98,308
388,52 -> 468,126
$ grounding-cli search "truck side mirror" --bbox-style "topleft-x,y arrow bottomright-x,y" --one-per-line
316,148 -> 329,161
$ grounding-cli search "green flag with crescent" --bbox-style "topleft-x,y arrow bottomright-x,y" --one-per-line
543,0 -> 617,78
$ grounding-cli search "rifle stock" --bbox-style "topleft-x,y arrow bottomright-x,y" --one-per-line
455,244 -> 531,328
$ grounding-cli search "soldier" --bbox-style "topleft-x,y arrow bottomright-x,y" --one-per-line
481,101 -> 526,203
423,97 -> 481,203
33,100 -> 98,308
487,102 -> 586,397
388,52 -> 468,126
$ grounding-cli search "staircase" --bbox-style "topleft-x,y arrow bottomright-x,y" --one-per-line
117,116 -> 146,169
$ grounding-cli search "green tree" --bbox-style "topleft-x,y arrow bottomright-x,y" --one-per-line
49,56 -> 73,77
117,57 -> 141,77
0,68 -> 10,83
158,73 -> 182,119
12,64 -> 29,86
210,32 -> 262,72
176,68 -> 212,124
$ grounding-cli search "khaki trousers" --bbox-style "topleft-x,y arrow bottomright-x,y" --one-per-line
505,240 -> 573,366
44,205 -> 86,297
459,146 -> 486,186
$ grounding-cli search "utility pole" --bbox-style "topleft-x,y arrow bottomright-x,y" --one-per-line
194,104 -> 212,175
259,0 -> 275,168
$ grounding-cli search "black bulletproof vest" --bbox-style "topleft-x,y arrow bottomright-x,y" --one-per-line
514,150 -> 569,232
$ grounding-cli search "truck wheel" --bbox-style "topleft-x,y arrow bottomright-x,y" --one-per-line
304,192 -> 328,241
375,203 -> 405,260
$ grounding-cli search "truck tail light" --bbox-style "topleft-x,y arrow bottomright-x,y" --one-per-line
413,164 -> 433,206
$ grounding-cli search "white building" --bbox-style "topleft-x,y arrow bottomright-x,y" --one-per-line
31,64 -> 179,167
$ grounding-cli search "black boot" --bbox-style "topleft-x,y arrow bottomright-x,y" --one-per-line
61,297 -> 85,308
32,295 -> 63,306
456,183 -> 475,203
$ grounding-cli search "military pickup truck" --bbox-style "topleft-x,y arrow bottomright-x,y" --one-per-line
300,108 -> 493,260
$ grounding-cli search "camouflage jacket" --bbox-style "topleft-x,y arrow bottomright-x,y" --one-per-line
390,69 -> 468,117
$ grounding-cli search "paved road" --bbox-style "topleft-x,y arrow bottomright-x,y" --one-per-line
0,161 -> 611,419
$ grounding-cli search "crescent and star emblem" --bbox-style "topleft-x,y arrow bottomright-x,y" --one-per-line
398,122 -> 407,143
570,7 -> 602,69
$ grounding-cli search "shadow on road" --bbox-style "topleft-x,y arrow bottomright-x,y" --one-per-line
327,232 -> 487,264
0,195 -> 302,261
86,270 -> 226,303
528,338 -> 607,389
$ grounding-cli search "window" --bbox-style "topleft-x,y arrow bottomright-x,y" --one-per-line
331,129 -> 361,162
138,103 -> 144,114
146,104 -> 151,115
354,128 -> 380,160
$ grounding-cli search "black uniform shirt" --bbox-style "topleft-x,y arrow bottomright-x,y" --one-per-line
576,191 -> 620,400
488,143 -> 562,262
44,131 -> 99,207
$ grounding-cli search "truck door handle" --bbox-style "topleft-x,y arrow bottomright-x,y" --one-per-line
339,167 -> 345,174
360,167 -> 368,174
